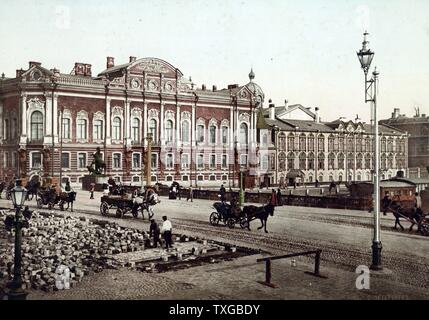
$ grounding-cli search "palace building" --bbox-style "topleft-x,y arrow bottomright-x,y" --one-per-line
0,57 -> 264,188
0,56 -> 408,189
257,102 -> 408,186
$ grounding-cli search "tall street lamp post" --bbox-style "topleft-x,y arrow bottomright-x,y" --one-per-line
357,31 -> 382,270
4,179 -> 30,300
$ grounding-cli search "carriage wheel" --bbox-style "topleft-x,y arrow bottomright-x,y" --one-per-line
419,220 -> 429,236
210,212 -> 220,226
37,198 -> 43,209
116,208 -> 124,218
239,217 -> 249,230
100,202 -> 109,216
227,218 -> 235,229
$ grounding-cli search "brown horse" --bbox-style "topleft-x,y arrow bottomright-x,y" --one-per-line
242,203 -> 275,233
387,201 -> 424,232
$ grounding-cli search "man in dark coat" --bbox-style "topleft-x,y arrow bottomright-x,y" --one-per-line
219,184 -> 227,203
277,188 -> 283,206
149,219 -> 162,248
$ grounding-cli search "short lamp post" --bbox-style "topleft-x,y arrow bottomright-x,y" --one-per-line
357,31 -> 382,270
5,179 -> 29,300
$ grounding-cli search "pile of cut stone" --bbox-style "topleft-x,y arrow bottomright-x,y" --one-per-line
0,210 -> 149,292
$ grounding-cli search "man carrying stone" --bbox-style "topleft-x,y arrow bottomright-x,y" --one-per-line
161,216 -> 173,251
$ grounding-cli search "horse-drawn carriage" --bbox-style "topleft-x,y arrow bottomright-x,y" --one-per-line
209,201 -> 249,229
36,188 -> 76,211
100,189 -> 159,219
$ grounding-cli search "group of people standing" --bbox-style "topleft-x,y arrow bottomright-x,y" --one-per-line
149,216 -> 173,250
270,188 -> 283,206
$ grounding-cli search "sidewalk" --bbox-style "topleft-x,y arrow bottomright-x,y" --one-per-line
25,254 -> 429,300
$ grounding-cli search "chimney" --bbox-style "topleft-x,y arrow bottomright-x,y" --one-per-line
269,99 -> 275,120
202,84 -> 206,91
1,73 -> 5,79
84,64 -> 92,76
355,114 -> 361,123
315,107 -> 320,123
74,63 -> 85,76
392,108 -> 400,118
16,69 -> 24,78
129,56 -> 136,63
106,56 -> 115,69
227,84 -> 239,89
212,85 -> 217,91
284,99 -> 288,109
29,61 -> 41,68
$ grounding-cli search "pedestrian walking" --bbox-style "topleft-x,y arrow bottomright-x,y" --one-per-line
187,186 -> 194,202
219,184 -> 226,203
414,192 -> 423,221
149,219 -> 162,248
315,179 -> 319,188
90,183 -> 95,199
277,188 -> 283,206
270,189 -> 278,206
161,216 -> 173,250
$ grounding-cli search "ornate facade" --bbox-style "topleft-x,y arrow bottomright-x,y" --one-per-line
257,102 -> 408,186
0,58 -> 264,187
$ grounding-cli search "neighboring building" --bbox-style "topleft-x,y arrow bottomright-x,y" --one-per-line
0,58 -> 264,188
380,108 -> 429,178
257,102 -> 408,186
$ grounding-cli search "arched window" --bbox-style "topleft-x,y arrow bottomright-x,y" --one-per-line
381,137 -> 386,152
387,138 -> 393,152
347,153 -> 354,169
365,153 -> 371,170
299,134 -> 306,151
328,135 -> 335,152
308,134 -> 315,151
381,154 -> 387,170
31,111 -> 43,142
338,153 -> 345,170
356,153 -> 363,169
387,154 -> 393,169
347,136 -> 354,152
165,119 -> 173,142
209,125 -> 216,144
182,120 -> 190,143
318,152 -> 325,170
221,125 -> 228,144
240,123 -> 248,145
132,118 -> 140,143
318,135 -> 325,152
279,133 -> 286,151
149,119 -> 157,142
262,133 -> 268,146
356,136 -> 362,152
365,137 -> 371,152
328,152 -> 335,170
287,152 -> 295,170
278,152 -> 286,171
308,152 -> 315,170
338,134 -> 344,152
299,152 -> 306,170
287,134 -> 295,151
112,117 -> 121,140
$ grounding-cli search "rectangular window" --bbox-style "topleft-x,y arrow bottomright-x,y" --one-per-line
32,152 -> 41,169
133,153 -> 141,168
61,153 -> 70,168
209,126 -> 216,144
222,154 -> 227,168
3,152 -> 8,168
222,126 -> 228,144
12,152 -> 17,168
78,153 -> 87,169
113,153 -> 121,169
77,119 -> 87,139
62,118 -> 71,139
197,154 -> 204,169
151,153 -> 158,169
181,154 -> 189,169
240,154 -> 248,167
210,154 -> 216,168
93,120 -> 103,140
197,125 -> 204,143
166,154 -> 173,169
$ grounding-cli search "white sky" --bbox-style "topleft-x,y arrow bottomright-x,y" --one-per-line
1,0 -> 428,123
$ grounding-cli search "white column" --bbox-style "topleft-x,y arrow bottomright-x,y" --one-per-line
160,103 -> 165,144
19,93 -> 27,144
0,100 -> 3,141
253,109 -> 257,142
191,104 -> 196,146
105,97 -> 111,144
143,102 -> 148,146
53,93 -> 58,143
176,104 -> 181,145
250,110 -> 254,144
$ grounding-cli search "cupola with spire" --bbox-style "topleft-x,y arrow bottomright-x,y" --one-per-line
248,68 -> 255,82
